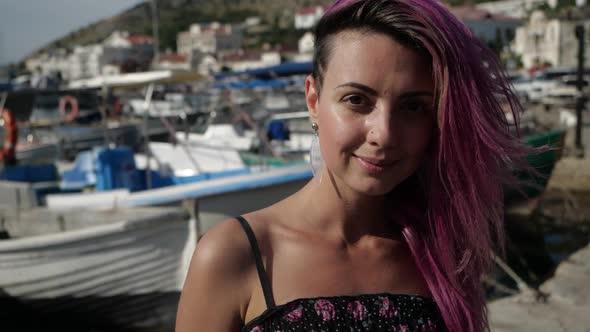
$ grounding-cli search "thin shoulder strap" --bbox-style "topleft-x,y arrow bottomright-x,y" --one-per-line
235,216 -> 276,309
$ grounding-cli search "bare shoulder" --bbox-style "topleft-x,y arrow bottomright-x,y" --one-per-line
176,217 -> 262,331
193,217 -> 257,270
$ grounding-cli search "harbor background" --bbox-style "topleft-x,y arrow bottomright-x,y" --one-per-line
1,0 -> 589,331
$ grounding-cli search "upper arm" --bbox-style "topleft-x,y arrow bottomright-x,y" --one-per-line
176,218 -> 254,332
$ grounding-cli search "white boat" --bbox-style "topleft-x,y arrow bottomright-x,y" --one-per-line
0,71 -> 314,330
48,163 -> 312,234
15,140 -> 59,165
266,111 -> 315,159
59,141 -> 249,191
127,94 -> 194,118
0,163 -> 312,331
139,141 -> 246,177
175,123 -> 259,152
0,206 -> 193,331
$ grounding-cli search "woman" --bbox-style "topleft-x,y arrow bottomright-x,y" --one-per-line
176,0 -> 526,331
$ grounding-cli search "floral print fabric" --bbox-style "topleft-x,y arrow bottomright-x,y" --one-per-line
243,293 -> 446,332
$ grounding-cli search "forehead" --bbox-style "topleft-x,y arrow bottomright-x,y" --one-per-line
323,31 -> 433,93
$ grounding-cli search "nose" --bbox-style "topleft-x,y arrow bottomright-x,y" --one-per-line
366,106 -> 397,149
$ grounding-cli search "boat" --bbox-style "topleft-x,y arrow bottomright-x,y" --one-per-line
505,128 -> 567,203
266,111 -> 315,160
0,206 -> 193,331
47,162 -> 312,234
53,122 -> 142,160
175,123 -> 259,152
59,141 -> 250,192
1,160 -> 312,331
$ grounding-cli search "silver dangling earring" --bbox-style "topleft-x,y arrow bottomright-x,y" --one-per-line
310,122 -> 323,183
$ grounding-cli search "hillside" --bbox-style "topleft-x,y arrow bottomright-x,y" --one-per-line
37,0 -> 509,59
39,0 -> 332,56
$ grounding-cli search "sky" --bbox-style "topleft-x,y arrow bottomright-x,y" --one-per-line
0,0 -> 143,66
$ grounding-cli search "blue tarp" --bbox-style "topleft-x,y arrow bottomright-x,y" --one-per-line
95,147 -> 143,192
93,146 -> 253,192
267,119 -> 290,141
0,164 -> 58,182
60,150 -> 97,191
214,61 -> 312,80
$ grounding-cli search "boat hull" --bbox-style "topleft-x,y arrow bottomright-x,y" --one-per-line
0,207 -> 193,331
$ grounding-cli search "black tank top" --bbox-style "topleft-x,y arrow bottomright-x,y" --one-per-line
236,216 -> 447,332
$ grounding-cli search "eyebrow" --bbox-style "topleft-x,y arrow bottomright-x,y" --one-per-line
335,82 -> 433,99
335,82 -> 378,96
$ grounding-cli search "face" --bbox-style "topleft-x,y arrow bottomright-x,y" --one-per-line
305,31 -> 436,196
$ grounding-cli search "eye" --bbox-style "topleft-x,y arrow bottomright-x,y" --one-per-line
341,94 -> 371,108
400,100 -> 431,114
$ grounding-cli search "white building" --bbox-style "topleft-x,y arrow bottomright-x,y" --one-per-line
513,10 -> 590,69
196,54 -> 220,75
68,44 -> 104,80
155,54 -> 191,71
103,31 -> 133,48
177,22 -> 243,56
450,5 -> 522,46
477,0 -> 557,19
294,6 -> 325,30
26,31 -> 154,81
66,31 -> 154,80
298,32 -> 315,54
220,50 -> 281,72
103,31 -> 154,71
25,49 -> 70,80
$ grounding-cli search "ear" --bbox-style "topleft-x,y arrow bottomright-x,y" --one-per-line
305,75 -> 320,123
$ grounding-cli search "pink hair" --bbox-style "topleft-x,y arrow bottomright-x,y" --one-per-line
317,1 -> 530,331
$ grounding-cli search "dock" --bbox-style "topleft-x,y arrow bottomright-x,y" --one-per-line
540,157 -> 590,224
491,154 -> 590,331
489,242 -> 590,331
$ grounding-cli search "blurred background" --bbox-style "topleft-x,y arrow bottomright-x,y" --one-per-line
0,0 -> 588,331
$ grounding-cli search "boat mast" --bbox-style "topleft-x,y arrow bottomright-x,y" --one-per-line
150,0 -> 160,66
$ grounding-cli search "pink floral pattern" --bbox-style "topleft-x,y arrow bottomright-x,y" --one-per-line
314,299 -> 336,321
244,294 -> 444,331
392,325 -> 409,332
422,319 -> 437,332
347,300 -> 368,320
379,296 -> 399,318
283,305 -> 303,322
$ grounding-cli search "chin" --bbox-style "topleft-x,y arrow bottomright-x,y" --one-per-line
349,178 -> 404,196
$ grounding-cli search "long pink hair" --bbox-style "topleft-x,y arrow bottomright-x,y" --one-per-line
314,1 -> 530,331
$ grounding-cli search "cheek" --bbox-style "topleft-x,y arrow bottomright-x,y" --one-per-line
321,119 -> 365,156
318,107 -> 365,153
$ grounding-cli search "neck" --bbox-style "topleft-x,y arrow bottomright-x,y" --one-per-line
296,170 -> 394,244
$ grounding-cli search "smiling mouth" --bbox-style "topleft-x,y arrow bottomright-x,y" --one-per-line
353,154 -> 396,166
353,154 -> 398,173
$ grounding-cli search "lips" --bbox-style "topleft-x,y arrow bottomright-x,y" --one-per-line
353,154 -> 396,166
352,154 -> 398,174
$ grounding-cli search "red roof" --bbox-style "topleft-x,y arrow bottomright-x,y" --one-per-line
159,54 -> 187,63
198,24 -> 233,36
221,50 -> 262,62
127,35 -> 154,44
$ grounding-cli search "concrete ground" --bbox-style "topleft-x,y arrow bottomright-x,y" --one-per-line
490,118 -> 590,332
488,243 -> 590,332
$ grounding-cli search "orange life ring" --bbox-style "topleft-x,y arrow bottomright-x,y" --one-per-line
0,108 -> 18,165
59,95 -> 79,122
